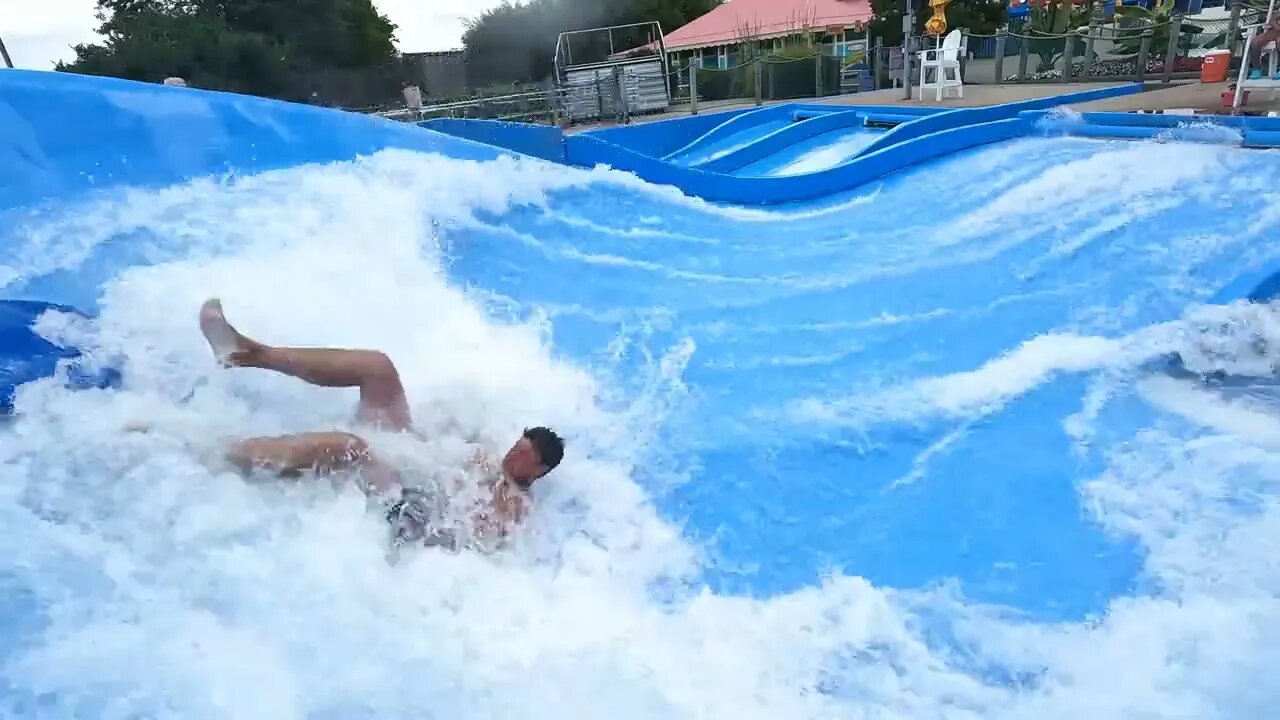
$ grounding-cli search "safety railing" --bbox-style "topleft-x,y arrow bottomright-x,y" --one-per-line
379,88 -> 568,125
379,12 -> 1243,129
960,15 -> 1235,85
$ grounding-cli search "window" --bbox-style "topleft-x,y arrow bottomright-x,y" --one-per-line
833,29 -> 867,59
699,45 -> 728,69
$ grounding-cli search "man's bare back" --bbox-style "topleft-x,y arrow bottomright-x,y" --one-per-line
197,298 -> 565,551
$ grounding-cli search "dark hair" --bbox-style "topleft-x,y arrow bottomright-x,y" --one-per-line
524,426 -> 565,471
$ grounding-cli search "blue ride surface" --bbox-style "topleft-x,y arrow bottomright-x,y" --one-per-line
0,301 -> 120,415
3,68 -> 1280,718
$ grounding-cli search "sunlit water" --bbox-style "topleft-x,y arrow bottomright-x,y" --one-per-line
2,134 -> 1280,718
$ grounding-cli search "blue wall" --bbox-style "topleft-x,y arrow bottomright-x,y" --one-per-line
565,116 -> 1029,204
585,106 -> 759,158
662,104 -> 803,162
1023,108 -> 1280,149
0,69 -> 499,210
554,85 -> 1145,204
855,83 -> 1145,158
701,108 -> 874,174
421,118 -> 566,163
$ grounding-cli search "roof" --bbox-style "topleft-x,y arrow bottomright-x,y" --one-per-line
663,0 -> 874,52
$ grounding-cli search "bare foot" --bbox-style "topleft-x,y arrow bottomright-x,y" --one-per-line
199,299 -> 258,367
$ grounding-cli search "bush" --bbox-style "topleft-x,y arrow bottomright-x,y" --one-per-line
1002,55 -> 1204,81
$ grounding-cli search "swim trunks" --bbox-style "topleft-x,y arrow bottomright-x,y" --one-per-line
385,486 -> 461,555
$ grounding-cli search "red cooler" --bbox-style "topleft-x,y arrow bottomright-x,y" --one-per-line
1202,51 -> 1230,83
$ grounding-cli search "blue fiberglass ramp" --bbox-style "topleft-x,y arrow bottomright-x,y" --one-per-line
3,68 -> 1280,718
732,124 -> 887,177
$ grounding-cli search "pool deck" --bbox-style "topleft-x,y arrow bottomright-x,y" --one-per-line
815,82 -> 1134,108
573,80 -> 1277,132
1070,80 -> 1280,114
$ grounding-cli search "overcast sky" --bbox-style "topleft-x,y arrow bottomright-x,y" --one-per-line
0,0 -> 506,70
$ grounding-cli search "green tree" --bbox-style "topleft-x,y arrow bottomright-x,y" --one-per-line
1112,0 -> 1205,60
1021,0 -> 1092,72
58,0 -> 400,106
870,0 -> 1006,47
461,0 -> 722,87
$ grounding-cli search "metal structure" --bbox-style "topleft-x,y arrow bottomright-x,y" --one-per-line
553,21 -> 671,122
379,87 -> 566,125
0,33 -> 13,69
1234,0 -> 1280,109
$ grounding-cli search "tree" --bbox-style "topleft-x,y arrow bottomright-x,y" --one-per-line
870,0 -> 1006,47
58,0 -> 401,107
461,0 -> 722,88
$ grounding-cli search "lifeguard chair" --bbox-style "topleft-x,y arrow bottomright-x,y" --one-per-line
1233,0 -> 1280,109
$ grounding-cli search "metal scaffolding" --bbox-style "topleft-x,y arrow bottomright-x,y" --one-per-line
553,21 -> 672,122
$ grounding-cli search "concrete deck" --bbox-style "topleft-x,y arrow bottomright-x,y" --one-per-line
1069,80 -> 1280,114
572,80 -> 1274,133
814,82 -> 1135,108
569,83 -> 1133,132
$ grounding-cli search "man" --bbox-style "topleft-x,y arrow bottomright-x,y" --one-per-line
1250,14 -> 1280,79
198,299 -> 565,553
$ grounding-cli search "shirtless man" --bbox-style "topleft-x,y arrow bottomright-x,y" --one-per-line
198,299 -> 565,552
1250,14 -> 1280,79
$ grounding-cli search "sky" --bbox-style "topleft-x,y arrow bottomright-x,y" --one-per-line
0,0 -> 507,70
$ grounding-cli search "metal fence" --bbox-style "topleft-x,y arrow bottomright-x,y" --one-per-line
961,16 -> 1234,85
380,87 -> 567,124
377,11 -> 1247,127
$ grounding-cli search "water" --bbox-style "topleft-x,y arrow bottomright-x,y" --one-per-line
738,126 -> 886,177
667,118 -> 794,166
3,134 -> 1280,718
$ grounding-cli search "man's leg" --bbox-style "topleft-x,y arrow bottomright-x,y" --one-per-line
226,431 -> 401,494
1250,27 -> 1280,75
199,299 -> 412,431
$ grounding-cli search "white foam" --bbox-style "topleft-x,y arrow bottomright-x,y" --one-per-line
3,145 -> 1280,718
789,325 -> 1179,428
936,141 -> 1238,255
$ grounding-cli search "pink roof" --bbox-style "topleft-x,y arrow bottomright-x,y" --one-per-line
663,0 -> 874,52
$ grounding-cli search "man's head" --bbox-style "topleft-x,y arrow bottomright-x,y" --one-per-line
501,426 -> 565,488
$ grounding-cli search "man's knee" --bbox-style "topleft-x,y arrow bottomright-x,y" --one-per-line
362,351 -> 398,380
357,352 -> 407,423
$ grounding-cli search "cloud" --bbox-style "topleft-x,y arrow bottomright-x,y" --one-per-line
0,0 -> 100,69
375,0 -> 508,53
0,0 -> 505,70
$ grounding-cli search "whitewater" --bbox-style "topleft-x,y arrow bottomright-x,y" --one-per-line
2,129 -> 1280,720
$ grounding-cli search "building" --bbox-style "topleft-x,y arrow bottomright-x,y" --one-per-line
662,0 -> 875,69
402,50 -> 467,102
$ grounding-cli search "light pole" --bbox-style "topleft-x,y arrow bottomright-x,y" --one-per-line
903,0 -> 914,99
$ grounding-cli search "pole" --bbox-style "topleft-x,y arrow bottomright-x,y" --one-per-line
1162,15 -> 1182,84
903,0 -> 915,99
0,34 -> 13,69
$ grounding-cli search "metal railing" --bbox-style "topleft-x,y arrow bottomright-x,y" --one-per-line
380,88 -> 568,125
377,11 -> 1244,128
960,15 -> 1235,85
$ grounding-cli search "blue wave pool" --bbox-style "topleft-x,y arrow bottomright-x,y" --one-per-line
2,70 -> 1280,718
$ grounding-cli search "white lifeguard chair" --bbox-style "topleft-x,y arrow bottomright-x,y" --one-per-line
1234,0 -> 1280,109
917,29 -> 965,102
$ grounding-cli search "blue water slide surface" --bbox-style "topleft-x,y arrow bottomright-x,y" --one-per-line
3,68 -> 1280,719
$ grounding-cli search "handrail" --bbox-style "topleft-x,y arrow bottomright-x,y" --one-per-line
379,87 -> 566,123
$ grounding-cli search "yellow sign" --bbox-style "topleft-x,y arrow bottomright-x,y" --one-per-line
925,0 -> 952,35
